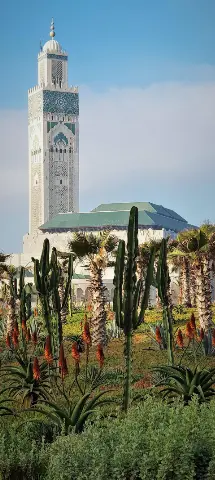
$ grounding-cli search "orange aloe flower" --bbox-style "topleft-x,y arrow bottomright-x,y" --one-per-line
33,357 -> 40,380
26,328 -> 31,342
190,313 -> 196,331
199,328 -> 204,341
212,328 -> 215,347
96,344 -> 104,369
185,321 -> 194,339
155,326 -> 162,345
72,341 -> 80,363
61,357 -> 68,379
21,319 -> 27,335
176,329 -> 184,348
34,308 -> 38,317
6,333 -> 11,348
59,343 -> 65,368
12,329 -> 19,348
44,335 -> 53,364
59,343 -> 68,379
14,321 -> 19,336
32,331 -> 38,345
83,321 -> 91,345
87,304 -> 92,313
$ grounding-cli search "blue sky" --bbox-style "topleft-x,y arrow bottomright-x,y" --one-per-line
1,0 -> 215,252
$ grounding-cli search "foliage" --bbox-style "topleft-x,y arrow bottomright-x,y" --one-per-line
153,364 -> 215,404
28,388 -> 112,435
42,397 -> 215,479
0,355 -> 53,407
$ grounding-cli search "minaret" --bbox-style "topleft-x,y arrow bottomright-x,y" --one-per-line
28,20 -> 79,233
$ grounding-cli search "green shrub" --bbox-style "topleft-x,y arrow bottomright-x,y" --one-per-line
43,397 -> 215,480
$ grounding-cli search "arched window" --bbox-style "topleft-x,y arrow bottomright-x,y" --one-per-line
69,147 -> 72,153
56,148 -> 58,152
60,148 -> 62,153
64,149 -> 66,153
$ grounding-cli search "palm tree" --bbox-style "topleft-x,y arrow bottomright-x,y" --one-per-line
168,239 -> 192,308
170,228 -> 215,331
137,241 -> 161,305
69,232 -> 118,346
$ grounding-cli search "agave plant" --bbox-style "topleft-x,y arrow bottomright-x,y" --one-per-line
153,365 -> 215,404
0,398 -> 16,416
27,389 -> 112,434
0,357 -> 53,407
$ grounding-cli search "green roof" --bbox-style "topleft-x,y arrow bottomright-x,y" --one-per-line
40,202 -> 195,234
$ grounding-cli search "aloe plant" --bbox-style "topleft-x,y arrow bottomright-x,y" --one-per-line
113,206 -> 156,412
27,389 -> 111,434
153,365 -> 215,404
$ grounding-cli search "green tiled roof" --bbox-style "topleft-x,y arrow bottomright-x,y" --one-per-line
40,202 -> 195,234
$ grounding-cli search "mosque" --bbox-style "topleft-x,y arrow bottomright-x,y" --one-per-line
8,20 -> 195,302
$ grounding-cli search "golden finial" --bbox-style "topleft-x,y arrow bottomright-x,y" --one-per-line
50,18 -> 55,38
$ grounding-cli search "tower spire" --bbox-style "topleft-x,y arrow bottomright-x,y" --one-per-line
50,18 -> 55,38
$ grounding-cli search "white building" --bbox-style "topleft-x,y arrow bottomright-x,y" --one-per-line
8,21 -> 196,302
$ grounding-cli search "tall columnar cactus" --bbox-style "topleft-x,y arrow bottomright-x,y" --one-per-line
8,267 -> 32,334
156,238 -> 174,365
32,239 -> 73,356
113,207 -> 156,412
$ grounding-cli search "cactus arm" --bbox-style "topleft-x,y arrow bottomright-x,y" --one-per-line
132,280 -> 142,328
113,240 -> 125,329
124,206 -> 138,335
40,238 -> 50,277
62,254 -> 73,310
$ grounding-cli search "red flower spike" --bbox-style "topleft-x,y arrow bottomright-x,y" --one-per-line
33,357 -> 40,380
59,343 -> 65,368
21,319 -> 27,335
155,326 -> 162,345
96,344 -> 104,369
61,357 -> 68,379
212,329 -> 215,347
44,335 -> 53,364
185,322 -> 194,339
72,342 -> 80,362
12,329 -> 19,348
176,329 -> 184,348
14,321 -> 19,336
6,333 -> 11,348
83,321 -> 91,345
34,308 -> 38,317
32,331 -> 38,345
190,313 -> 196,331
199,328 -> 204,341
26,328 -> 31,342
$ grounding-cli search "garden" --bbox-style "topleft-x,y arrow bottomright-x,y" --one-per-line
1,207 -> 215,479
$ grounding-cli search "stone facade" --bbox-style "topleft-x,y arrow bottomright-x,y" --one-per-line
28,31 -> 79,234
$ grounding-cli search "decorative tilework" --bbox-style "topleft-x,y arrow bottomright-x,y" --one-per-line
54,132 -> 68,145
65,123 -> 75,135
43,91 -> 79,115
47,54 -> 68,61
47,121 -> 58,133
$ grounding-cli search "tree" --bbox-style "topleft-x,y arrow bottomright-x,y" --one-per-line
69,232 -> 118,346
170,228 -> 215,331
168,239 -> 192,308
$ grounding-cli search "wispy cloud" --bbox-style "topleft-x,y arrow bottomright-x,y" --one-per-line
1,80 -> 215,252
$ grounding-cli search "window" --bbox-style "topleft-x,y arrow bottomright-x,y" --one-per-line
60,180 -> 62,185
60,148 -> 62,153
69,147 -> 72,153
64,149 -> 66,153
52,116 -> 53,120
56,148 -> 58,152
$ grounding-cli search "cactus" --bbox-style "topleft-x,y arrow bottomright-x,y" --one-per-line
32,239 -> 73,357
113,207 -> 156,412
156,238 -> 174,365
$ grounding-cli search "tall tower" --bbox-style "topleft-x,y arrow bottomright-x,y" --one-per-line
28,20 -> 79,233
